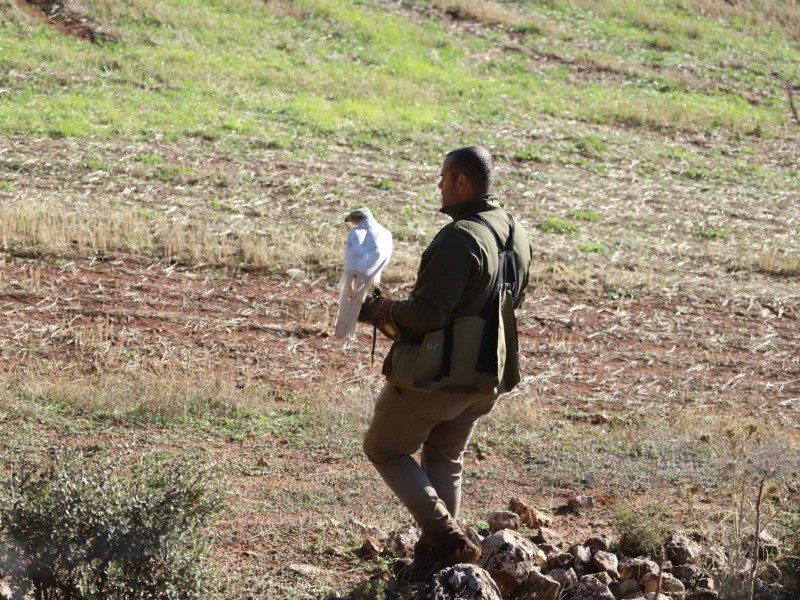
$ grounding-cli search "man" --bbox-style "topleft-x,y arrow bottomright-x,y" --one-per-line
358,146 -> 532,580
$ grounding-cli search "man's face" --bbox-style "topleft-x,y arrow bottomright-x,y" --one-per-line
438,156 -> 465,208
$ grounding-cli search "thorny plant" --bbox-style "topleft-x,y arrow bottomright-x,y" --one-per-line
700,424 -> 788,600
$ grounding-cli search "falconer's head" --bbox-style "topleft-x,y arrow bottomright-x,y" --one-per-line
439,146 -> 494,208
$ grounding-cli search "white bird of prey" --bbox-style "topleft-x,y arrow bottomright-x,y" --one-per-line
334,208 -> 393,339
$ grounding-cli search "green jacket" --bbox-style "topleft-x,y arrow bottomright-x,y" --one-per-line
388,195 -> 532,392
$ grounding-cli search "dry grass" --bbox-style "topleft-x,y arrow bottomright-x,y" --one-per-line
264,0 -> 308,20
429,0 -> 528,27
690,0 -> 800,39
745,252 -> 800,277
0,200 -> 346,273
546,0 -> 800,39
0,203 -> 154,257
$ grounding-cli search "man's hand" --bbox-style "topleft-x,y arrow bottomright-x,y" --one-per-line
358,289 -> 400,340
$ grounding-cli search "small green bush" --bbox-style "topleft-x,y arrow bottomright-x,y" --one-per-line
537,217 -> 579,235
0,450 -> 224,599
578,241 -> 609,256
570,135 -> 608,159
515,143 -> 547,162
571,209 -> 602,222
697,228 -> 729,239
612,501 -> 665,557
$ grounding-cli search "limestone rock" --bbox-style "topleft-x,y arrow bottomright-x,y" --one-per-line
524,568 -> 561,600
422,564 -> 502,600
567,495 -> 596,514
592,551 -> 620,579
384,524 -> 419,558
618,558 -> 660,581
488,511 -> 521,533
563,574 -> 615,600
534,547 -> 550,568
548,550 -> 575,570
594,572 -> 613,585
671,564 -> 702,584
510,497 -> 553,528
480,529 -> 540,594
696,578 -> 715,591
686,591 -> 718,600
288,562 -> 321,576
548,567 -> 579,588
640,573 -> 685,595
359,537 -> 383,559
569,544 -> 592,575
698,546 -> 727,572
618,578 -> 642,597
664,534 -> 701,566
534,527 -> 566,549
585,536 -> 611,554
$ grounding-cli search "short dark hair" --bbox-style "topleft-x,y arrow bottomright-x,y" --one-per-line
446,146 -> 494,194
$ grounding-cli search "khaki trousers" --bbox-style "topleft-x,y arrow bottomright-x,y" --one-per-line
363,382 -> 499,533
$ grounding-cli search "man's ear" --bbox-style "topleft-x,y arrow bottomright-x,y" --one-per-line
456,173 -> 470,193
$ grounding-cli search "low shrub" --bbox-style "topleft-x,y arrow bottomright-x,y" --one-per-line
0,450 -> 224,599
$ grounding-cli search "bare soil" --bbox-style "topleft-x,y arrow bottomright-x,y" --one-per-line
1,257 -> 796,420
2,252 -> 797,596
14,0 -> 112,42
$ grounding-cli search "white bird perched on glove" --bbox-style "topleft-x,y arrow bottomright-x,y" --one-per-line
334,207 -> 393,339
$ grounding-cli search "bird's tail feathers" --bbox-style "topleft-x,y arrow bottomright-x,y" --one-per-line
334,273 -> 371,339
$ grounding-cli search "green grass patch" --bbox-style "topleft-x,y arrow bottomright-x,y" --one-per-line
578,241 -> 609,256
697,228 -> 729,239
0,0 -> 795,147
537,217 -> 580,235
571,209 -> 602,222
515,143 -> 548,162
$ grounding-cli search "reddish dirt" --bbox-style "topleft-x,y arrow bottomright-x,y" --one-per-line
1,256 -> 797,422
14,0 -> 109,42
1,255 -> 798,595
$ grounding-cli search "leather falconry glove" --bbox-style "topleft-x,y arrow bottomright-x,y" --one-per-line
358,289 -> 400,340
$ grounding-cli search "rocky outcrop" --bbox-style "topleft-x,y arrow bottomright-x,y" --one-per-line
487,510 -> 521,533
341,498 -> 792,600
479,529 -> 540,594
421,564 -> 502,600
562,574 -> 616,600
664,534 -> 702,566
524,569 -> 560,600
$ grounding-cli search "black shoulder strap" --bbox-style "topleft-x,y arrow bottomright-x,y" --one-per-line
464,212 -> 517,295
452,211 -> 519,378
465,212 -> 515,250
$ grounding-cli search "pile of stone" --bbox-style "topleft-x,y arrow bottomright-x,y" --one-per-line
339,497 -> 789,600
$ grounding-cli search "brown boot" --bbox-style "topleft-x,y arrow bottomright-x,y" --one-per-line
429,522 -> 482,569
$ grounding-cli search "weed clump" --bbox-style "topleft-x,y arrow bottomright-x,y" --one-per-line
537,217 -> 579,235
0,450 -> 223,599
701,424 -> 789,600
612,501 -> 665,557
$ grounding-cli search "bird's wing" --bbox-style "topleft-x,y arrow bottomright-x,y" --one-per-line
334,220 -> 394,339
335,227 -> 372,339
370,225 -> 393,285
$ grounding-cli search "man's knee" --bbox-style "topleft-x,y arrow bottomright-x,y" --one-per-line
363,431 -> 390,465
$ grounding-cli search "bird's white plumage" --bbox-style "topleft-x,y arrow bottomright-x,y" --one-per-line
334,208 -> 393,339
